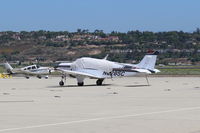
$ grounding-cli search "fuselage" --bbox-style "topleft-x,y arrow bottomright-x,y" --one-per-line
58,57 -> 140,79
56,51 -> 159,86
20,65 -> 51,75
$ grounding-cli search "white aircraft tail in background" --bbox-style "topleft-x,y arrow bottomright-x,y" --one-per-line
4,62 -> 14,74
55,51 -> 160,86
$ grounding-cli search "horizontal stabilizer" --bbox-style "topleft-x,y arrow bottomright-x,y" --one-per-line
134,69 -> 152,74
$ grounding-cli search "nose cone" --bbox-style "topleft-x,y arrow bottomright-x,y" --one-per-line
48,67 -> 55,74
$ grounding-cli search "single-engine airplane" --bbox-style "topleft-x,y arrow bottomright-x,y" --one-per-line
4,62 -> 54,79
55,51 -> 160,86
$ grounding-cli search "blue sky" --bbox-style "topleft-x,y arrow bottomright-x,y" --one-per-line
0,0 -> 200,32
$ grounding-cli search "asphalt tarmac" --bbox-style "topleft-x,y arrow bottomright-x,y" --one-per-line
0,77 -> 200,133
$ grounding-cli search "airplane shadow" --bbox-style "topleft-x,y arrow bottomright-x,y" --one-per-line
125,85 -> 150,87
47,84 -> 112,88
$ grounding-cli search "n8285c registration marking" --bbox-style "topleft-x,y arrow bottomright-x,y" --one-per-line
103,70 -> 125,76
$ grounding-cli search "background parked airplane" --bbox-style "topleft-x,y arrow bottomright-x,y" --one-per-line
55,51 -> 160,86
4,62 -> 54,79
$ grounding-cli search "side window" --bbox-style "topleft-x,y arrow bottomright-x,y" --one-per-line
66,65 -> 70,68
124,65 -> 132,69
27,67 -> 31,70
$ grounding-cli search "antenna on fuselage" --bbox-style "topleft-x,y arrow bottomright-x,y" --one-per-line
103,54 -> 109,60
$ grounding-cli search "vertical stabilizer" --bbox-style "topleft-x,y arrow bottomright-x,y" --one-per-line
137,51 -> 159,70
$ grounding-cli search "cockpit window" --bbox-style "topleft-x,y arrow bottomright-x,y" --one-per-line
32,66 -> 36,69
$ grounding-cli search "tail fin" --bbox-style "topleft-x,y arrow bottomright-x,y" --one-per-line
4,62 -> 14,74
137,51 -> 159,71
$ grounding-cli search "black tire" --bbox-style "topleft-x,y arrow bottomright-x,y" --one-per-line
96,79 -> 103,86
78,82 -> 84,86
59,81 -> 64,86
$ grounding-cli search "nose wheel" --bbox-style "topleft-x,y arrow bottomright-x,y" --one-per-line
59,80 -> 64,86
59,74 -> 66,86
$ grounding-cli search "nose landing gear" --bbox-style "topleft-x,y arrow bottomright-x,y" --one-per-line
59,75 -> 66,86
59,80 -> 64,86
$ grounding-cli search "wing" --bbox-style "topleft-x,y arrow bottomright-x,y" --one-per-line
56,68 -> 104,79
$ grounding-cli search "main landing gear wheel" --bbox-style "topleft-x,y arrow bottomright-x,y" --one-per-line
96,79 -> 103,86
78,82 -> 84,86
59,80 -> 64,86
37,75 -> 42,79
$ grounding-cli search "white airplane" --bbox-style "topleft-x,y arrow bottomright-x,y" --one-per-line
4,62 -> 54,79
55,51 -> 160,86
